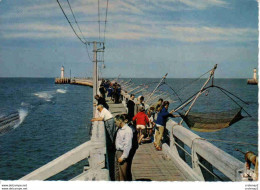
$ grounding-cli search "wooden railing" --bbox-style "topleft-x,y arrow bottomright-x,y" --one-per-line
163,120 -> 244,181
121,88 -> 244,181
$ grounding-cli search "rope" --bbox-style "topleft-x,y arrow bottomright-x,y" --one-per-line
212,85 -> 249,105
176,68 -> 212,93
216,87 -> 252,117
163,82 -> 183,103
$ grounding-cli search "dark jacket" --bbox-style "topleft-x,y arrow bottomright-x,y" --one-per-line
155,107 -> 173,127
98,97 -> 109,110
127,100 -> 135,120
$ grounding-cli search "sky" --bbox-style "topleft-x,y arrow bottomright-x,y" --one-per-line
0,0 -> 258,78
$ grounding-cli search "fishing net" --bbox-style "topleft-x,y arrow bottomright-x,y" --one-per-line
176,85 -> 249,132
179,108 -> 244,132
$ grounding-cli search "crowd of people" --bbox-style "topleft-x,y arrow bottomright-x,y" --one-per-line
91,81 -> 179,181
99,79 -> 122,103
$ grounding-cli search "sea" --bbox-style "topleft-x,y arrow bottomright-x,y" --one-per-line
0,78 -> 258,180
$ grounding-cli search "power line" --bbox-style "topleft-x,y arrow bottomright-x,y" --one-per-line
98,0 -> 101,40
56,0 -> 86,45
66,0 -> 88,43
103,0 -> 109,43
65,0 -> 92,62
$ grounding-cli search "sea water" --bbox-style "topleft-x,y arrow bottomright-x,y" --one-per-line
0,78 -> 93,180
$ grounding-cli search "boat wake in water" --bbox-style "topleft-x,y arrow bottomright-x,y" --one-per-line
34,91 -> 54,102
0,108 -> 28,135
0,88 -> 68,135
56,89 -> 67,94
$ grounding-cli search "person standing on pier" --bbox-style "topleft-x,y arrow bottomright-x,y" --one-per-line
134,96 -> 145,115
127,94 -> 135,121
151,98 -> 163,121
99,85 -> 107,99
91,104 -> 115,140
154,101 -> 179,151
94,95 -> 109,110
114,114 -> 133,181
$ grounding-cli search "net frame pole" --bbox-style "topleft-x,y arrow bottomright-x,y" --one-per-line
179,64 -> 217,125
146,73 -> 168,103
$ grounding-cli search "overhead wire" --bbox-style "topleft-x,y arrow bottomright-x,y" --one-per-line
98,0 -> 101,41
57,0 -> 109,69
58,0 -> 93,62
103,0 -> 109,43
56,0 -> 87,45
66,0 -> 88,43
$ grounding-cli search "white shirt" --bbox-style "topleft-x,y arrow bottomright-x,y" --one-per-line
148,116 -> 154,128
99,108 -> 113,121
115,124 -> 133,159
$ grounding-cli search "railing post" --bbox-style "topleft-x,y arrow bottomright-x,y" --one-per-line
191,141 -> 205,180
192,139 -> 215,181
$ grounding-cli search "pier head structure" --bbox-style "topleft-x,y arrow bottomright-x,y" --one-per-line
247,68 -> 258,85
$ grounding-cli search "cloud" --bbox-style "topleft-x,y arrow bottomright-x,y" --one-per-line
165,26 -> 258,42
1,19 -> 257,44
0,0 -> 256,44
178,0 -> 228,10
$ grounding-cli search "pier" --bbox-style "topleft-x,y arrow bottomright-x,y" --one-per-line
20,81 -> 248,181
21,49 -> 254,182
55,77 -> 93,87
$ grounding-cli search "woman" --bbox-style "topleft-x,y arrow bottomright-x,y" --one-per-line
154,101 -> 179,151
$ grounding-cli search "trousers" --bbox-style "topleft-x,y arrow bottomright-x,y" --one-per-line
115,150 -> 130,181
154,125 -> 164,147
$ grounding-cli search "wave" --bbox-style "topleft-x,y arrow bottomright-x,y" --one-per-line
0,108 -> 28,134
34,91 -> 53,102
13,109 -> 28,129
56,89 -> 67,94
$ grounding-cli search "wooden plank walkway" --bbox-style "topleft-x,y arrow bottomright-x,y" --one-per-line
132,143 -> 187,181
107,98 -> 188,181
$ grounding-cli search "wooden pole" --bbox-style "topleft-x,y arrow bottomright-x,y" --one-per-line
179,64 -> 217,125
146,73 -> 168,103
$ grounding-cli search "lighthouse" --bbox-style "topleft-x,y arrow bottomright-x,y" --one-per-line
247,68 -> 258,85
253,68 -> 257,81
61,66 -> 64,79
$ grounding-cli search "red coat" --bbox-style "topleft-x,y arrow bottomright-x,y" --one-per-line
132,112 -> 149,126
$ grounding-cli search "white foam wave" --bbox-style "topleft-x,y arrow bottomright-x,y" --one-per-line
13,109 -> 28,129
56,89 -> 67,94
21,102 -> 30,107
34,91 -> 53,101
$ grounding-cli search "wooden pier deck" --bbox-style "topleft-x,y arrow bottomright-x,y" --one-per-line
107,98 -> 188,181
132,143 -> 187,181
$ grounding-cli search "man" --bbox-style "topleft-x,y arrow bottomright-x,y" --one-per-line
154,101 -> 179,151
114,114 -> 133,181
127,94 -> 135,121
99,85 -> 106,99
94,94 -> 109,110
91,104 -> 115,140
